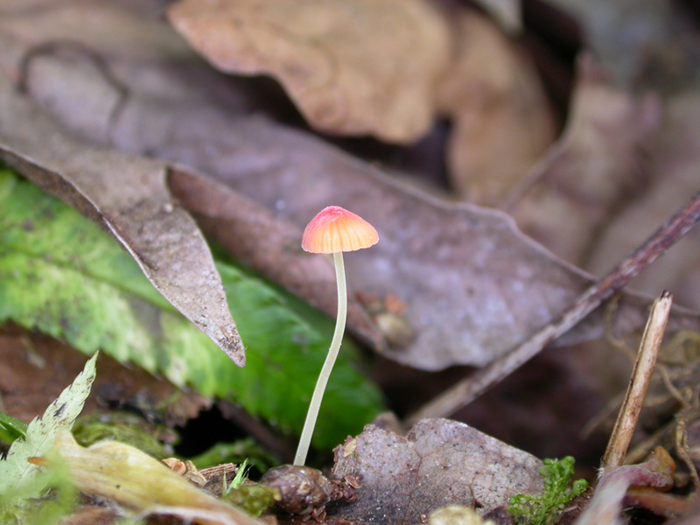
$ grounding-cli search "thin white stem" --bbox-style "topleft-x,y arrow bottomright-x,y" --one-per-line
294,252 -> 347,466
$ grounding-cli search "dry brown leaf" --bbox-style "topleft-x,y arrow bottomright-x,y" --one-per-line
166,0 -> 451,144
0,326 -> 210,427
586,90 -> 700,311
437,9 -> 556,206
0,0 -> 384,352
575,448 -> 676,525
507,57 -> 662,266
6,0 -> 700,372
167,168 -> 383,348
0,71 -> 246,367
331,418 -> 543,524
0,2 -> 194,64
188,118 -> 700,370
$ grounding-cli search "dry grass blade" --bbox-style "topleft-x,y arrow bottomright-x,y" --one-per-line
54,431 -> 262,525
407,190 -> 700,426
602,292 -> 672,473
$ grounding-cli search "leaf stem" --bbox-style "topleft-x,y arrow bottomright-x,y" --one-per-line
294,252 -> 347,466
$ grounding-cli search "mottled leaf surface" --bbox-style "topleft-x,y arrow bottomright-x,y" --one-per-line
331,418 -> 543,524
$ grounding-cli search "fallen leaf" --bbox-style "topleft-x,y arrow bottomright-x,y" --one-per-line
573,475 -> 626,525
507,56 -> 662,266
0,326 -> 209,429
167,0 -> 451,144
6,0 -> 700,372
0,1 -> 383,351
0,70 -> 245,367
575,447 -> 676,525
54,430 -> 263,525
167,168 -> 382,348
0,166 -> 385,450
331,418 -> 543,524
437,8 -> 556,206
186,118 -> 700,370
586,90 -> 700,311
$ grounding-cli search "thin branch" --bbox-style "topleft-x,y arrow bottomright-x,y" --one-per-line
407,190 -> 700,427
602,291 -> 672,473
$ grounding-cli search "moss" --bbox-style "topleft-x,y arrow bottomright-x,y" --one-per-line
508,456 -> 588,525
72,411 -> 173,460
222,483 -> 279,517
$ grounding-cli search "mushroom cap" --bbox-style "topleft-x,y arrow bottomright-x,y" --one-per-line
302,206 -> 379,254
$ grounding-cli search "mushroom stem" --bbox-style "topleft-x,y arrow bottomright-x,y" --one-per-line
294,251 -> 347,466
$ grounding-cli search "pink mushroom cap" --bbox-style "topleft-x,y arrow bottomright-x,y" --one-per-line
301,206 -> 379,254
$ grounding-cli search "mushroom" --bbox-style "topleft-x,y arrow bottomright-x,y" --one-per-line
294,206 -> 379,466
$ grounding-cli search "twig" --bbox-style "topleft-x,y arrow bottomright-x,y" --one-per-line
406,190 -> 700,427
602,292 -> 672,473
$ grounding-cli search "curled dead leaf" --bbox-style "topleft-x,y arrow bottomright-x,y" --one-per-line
0,70 -> 245,366
167,0 -> 451,144
438,9 -> 556,206
577,447 -> 677,525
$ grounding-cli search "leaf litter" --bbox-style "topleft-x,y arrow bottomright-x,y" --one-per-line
0,165 -> 385,452
2,0 -> 700,523
506,56 -> 662,266
436,7 -> 556,206
0,71 -> 246,368
167,168 -> 383,349
167,0 -> 451,144
3,2 -> 697,374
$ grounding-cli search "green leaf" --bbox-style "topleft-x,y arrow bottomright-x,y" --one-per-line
0,412 -> 28,444
216,262 -> 384,448
0,352 -> 97,505
0,167 -> 384,450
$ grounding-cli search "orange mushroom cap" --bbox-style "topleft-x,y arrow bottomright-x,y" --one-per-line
302,206 -> 379,254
